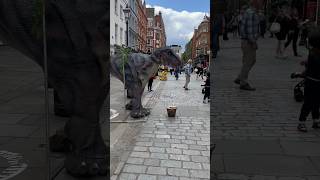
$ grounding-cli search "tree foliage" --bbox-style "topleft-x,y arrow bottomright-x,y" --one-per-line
182,40 -> 192,63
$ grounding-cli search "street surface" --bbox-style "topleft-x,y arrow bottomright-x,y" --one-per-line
112,74 -> 210,180
212,35 -> 320,180
0,46 -> 108,180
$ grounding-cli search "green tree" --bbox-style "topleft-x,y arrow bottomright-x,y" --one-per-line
182,39 -> 192,63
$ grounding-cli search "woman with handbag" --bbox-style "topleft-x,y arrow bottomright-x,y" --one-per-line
274,10 -> 290,59
284,11 -> 301,57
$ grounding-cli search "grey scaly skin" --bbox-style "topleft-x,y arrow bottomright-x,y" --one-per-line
111,47 -> 182,118
0,0 -> 109,177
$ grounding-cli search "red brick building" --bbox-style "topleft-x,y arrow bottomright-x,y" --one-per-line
137,0 -> 148,52
191,15 -> 211,60
146,8 -> 167,53
154,12 -> 167,48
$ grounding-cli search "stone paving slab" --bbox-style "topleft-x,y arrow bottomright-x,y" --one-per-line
114,75 -> 210,179
211,36 -> 320,179
223,155 -> 318,176
214,140 -> 283,155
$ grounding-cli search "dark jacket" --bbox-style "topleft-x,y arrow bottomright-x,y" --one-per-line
306,49 -> 320,81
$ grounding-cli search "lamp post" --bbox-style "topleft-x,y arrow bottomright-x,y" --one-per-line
123,5 -> 131,107
124,5 -> 131,47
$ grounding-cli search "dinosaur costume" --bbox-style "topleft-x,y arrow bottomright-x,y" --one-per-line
111,47 -> 181,118
0,0 -> 109,177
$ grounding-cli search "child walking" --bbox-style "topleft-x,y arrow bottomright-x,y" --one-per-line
297,29 -> 320,132
202,72 -> 210,103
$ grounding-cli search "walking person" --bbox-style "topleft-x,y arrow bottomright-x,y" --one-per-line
183,59 -> 193,90
275,9 -> 290,59
223,13 -> 229,41
148,75 -> 156,92
297,30 -> 320,132
259,11 -> 267,38
174,67 -> 179,80
284,10 -> 301,57
202,72 -> 210,103
234,2 -> 260,91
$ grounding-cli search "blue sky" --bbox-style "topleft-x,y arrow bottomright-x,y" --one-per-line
145,0 -> 210,51
145,0 -> 210,12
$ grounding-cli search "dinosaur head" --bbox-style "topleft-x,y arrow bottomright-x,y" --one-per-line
152,47 -> 182,67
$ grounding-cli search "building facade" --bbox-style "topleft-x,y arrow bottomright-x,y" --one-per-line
137,0 -> 148,52
154,12 -> 167,48
110,0 -> 128,54
146,8 -> 167,53
127,0 -> 139,51
170,45 -> 182,58
191,15 -> 211,60
146,8 -> 155,53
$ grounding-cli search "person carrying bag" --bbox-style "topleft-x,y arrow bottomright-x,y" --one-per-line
270,16 -> 281,34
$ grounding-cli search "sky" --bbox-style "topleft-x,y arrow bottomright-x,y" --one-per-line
145,0 -> 210,52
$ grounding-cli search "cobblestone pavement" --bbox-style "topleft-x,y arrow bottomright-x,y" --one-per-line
211,36 -> 320,179
113,74 -> 210,180
0,46 -> 108,179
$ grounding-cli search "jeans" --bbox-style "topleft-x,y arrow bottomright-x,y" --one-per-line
184,75 -> 191,88
299,79 -> 320,121
285,31 -> 299,56
238,40 -> 257,86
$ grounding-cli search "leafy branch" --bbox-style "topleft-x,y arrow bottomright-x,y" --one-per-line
119,46 -> 132,74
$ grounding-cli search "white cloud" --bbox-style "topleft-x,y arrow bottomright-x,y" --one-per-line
146,5 -> 209,51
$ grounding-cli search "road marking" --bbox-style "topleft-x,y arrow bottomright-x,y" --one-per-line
110,109 -> 120,120
0,151 -> 27,180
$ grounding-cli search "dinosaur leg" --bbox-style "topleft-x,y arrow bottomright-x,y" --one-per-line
127,88 -> 133,98
126,100 -> 133,110
58,66 -> 108,177
130,85 -> 150,118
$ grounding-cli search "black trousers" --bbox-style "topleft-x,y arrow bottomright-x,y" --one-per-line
285,31 -> 299,56
299,79 -> 320,121
148,79 -> 153,91
203,87 -> 210,100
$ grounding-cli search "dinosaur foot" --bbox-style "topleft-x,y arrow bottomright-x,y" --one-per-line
49,131 -> 72,153
125,103 -> 133,110
65,153 -> 108,177
130,108 -> 151,118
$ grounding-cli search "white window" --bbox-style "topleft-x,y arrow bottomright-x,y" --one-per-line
115,0 -> 118,15
115,23 -> 118,44
120,27 -> 123,45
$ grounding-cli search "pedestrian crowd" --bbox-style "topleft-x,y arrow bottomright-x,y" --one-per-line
215,0 -> 320,133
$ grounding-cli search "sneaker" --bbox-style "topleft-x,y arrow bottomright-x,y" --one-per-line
297,124 -> 307,132
185,88 -> 189,90
234,79 -> 240,85
203,100 -> 206,104
240,84 -> 256,91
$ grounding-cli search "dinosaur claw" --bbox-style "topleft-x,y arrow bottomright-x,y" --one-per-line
130,108 -> 150,118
